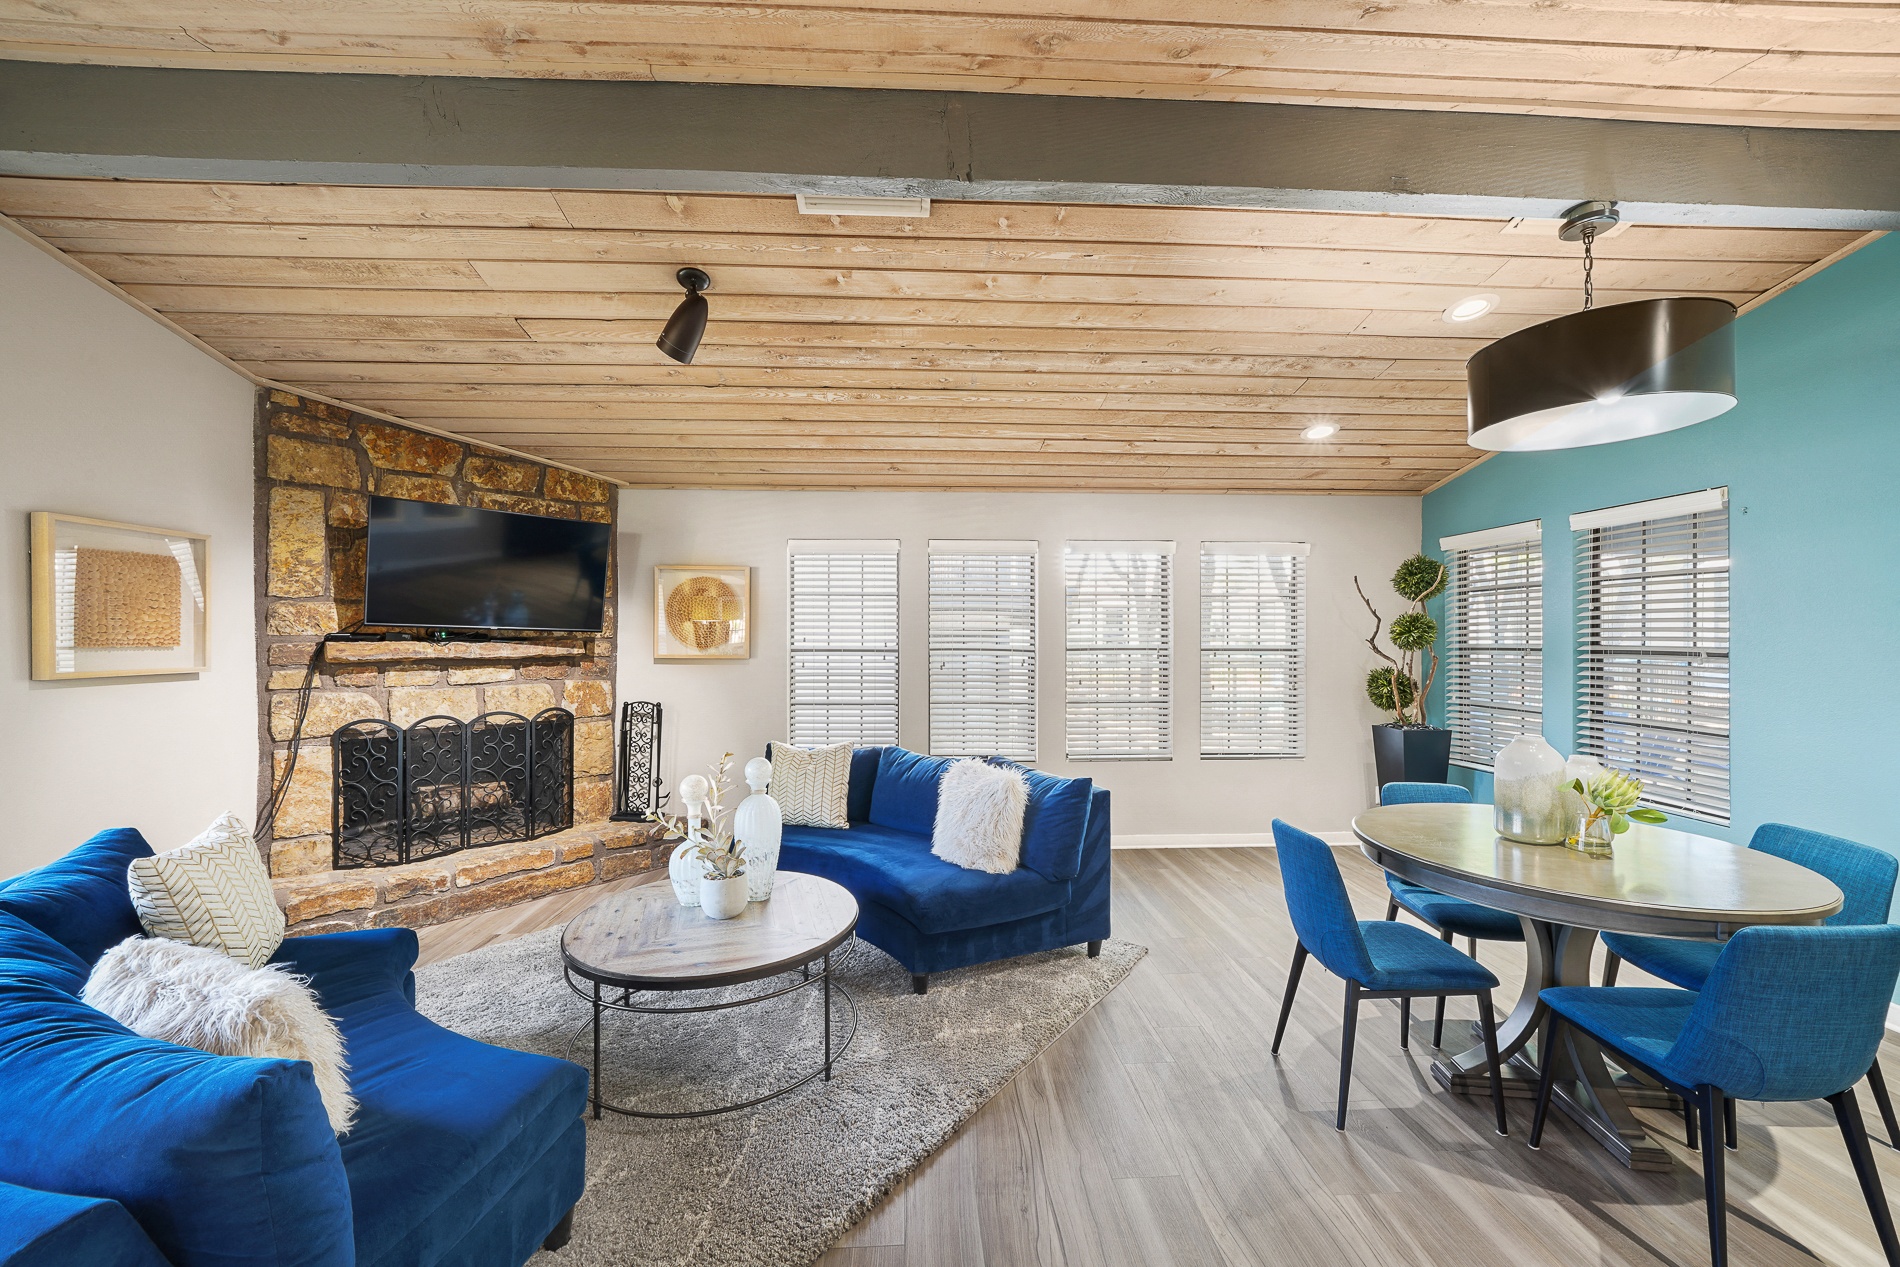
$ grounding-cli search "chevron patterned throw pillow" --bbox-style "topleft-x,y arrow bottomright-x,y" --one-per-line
771,742 -> 854,828
129,813 -> 287,968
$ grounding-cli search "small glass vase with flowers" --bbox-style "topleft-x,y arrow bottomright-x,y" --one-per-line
1567,769 -> 1668,856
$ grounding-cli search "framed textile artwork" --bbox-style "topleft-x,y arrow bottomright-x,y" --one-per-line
29,512 -> 210,680
653,565 -> 750,661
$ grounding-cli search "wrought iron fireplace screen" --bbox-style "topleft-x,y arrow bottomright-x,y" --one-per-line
332,708 -> 574,869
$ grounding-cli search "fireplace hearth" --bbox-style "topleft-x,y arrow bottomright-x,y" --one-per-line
332,708 -> 575,869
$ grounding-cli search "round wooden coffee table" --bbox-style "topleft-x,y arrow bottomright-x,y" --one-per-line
559,870 -> 860,1119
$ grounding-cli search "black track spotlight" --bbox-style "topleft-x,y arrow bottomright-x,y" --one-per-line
657,267 -> 712,364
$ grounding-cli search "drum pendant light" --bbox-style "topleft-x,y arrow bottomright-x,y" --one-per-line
1466,202 -> 1737,452
657,267 -> 712,364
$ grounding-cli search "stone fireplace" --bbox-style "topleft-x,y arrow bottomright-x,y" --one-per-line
254,391 -> 663,935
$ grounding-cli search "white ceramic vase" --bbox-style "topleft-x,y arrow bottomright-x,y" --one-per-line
1493,734 -> 1568,844
700,873 -> 749,919
734,757 -> 783,901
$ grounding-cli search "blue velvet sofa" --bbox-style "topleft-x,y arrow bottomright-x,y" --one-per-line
772,746 -> 1111,993
0,828 -> 587,1267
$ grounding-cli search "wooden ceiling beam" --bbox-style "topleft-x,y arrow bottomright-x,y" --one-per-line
6,63 -> 1898,228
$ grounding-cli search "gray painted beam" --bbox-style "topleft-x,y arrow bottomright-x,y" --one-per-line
3,60 -> 1898,228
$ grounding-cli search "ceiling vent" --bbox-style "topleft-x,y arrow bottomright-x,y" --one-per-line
795,194 -> 931,218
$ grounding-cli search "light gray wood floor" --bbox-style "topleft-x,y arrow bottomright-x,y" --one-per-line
420,847 -> 1900,1267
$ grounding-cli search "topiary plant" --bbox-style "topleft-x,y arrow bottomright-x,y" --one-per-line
1356,552 -> 1448,727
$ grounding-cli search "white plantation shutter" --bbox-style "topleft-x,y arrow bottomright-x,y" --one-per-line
928,542 -> 1038,759
1200,543 -> 1307,758
1065,542 -> 1173,760
1572,490 -> 1730,823
1441,521 -> 1543,770
787,541 -> 900,746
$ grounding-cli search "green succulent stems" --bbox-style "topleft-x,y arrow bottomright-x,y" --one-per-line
1572,769 -> 1671,836
1356,552 -> 1448,727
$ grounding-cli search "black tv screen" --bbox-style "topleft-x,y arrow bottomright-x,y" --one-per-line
364,496 -> 610,633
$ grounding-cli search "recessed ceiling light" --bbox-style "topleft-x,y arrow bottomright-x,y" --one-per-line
1443,294 -> 1500,323
1301,422 -> 1340,440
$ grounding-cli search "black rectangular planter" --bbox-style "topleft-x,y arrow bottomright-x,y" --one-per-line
1372,724 -> 1453,790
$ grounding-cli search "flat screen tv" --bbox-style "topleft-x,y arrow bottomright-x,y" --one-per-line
364,495 -> 610,633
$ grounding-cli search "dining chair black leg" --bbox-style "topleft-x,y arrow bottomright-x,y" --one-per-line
1528,1014 -> 1562,1149
1866,1060 -> 1900,1150
1478,989 -> 1508,1137
1685,1098 -> 1699,1150
1336,981 -> 1361,1132
1700,1088 -> 1730,1267
1468,936 -> 1478,957
1602,951 -> 1621,987
1723,1094 -> 1738,1151
1830,1088 -> 1900,1266
1399,998 -> 1411,1050
1385,896 -> 1399,921
1270,942 -> 1308,1056
1432,928 -> 1452,1049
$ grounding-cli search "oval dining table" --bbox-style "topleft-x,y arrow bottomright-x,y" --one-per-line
1352,801 -> 1845,1171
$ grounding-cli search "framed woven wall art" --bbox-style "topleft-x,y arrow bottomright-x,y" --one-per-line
29,512 -> 210,680
653,565 -> 750,661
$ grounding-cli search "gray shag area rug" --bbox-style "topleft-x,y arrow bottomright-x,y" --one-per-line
414,926 -> 1145,1267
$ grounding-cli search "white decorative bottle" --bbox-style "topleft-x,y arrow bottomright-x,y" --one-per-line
1493,734 -> 1567,844
734,757 -> 783,901
668,774 -> 711,908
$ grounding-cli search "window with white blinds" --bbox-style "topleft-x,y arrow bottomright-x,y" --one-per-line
1199,543 -> 1307,758
1573,490 -> 1730,823
787,541 -> 900,747
1065,542 -> 1173,760
928,541 -> 1038,760
1442,522 -> 1543,771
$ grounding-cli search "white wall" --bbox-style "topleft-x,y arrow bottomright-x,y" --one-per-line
617,489 -> 1419,839
0,228 -> 259,875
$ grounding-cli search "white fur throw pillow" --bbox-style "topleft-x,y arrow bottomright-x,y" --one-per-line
771,742 -> 853,828
84,936 -> 356,1135
931,759 -> 1029,874
129,812 -> 286,968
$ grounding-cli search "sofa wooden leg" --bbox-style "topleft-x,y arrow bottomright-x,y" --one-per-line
543,1208 -> 575,1252
1087,940 -> 1102,958
912,974 -> 929,995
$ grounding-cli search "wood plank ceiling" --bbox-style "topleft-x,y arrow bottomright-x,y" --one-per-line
0,176 -> 1863,493
2,0 -> 1898,128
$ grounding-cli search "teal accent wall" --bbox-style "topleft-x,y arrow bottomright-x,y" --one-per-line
1423,233 -> 1900,867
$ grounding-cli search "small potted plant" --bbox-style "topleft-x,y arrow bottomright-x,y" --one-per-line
1357,553 -> 1452,787
1567,769 -> 1668,855
658,753 -> 750,918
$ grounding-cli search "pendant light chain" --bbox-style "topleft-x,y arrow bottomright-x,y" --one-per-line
1582,224 -> 1596,311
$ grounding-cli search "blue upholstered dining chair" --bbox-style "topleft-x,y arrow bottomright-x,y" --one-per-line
1269,819 -> 1509,1135
1601,822 -> 1900,1150
1378,782 -> 1525,1049
1530,924 -> 1900,1267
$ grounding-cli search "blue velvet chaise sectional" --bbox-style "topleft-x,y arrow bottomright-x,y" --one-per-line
0,828 -> 586,1267
772,745 -> 1112,993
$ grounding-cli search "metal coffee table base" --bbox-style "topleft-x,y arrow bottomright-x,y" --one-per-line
562,951 -> 858,1120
